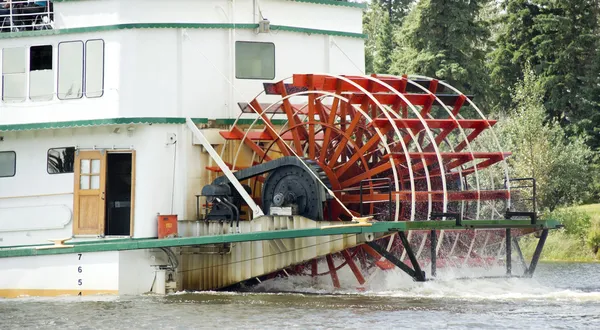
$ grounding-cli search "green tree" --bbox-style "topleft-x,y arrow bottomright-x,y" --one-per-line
364,1 -> 413,74
497,68 -> 595,211
363,2 -> 386,74
489,0 -> 600,147
375,0 -> 414,25
374,10 -> 394,73
391,0 -> 491,100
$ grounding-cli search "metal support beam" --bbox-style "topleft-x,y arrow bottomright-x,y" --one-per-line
430,230 -> 437,277
505,228 -> 512,276
523,229 -> 548,278
398,232 -> 426,281
365,241 -> 423,281
186,118 -> 264,217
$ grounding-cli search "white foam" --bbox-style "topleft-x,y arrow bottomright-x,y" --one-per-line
251,261 -> 600,302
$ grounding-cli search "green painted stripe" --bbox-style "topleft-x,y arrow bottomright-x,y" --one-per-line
0,117 -> 296,132
0,219 -> 561,258
0,23 -> 366,40
214,118 -> 289,126
0,117 -> 208,132
286,0 -> 368,9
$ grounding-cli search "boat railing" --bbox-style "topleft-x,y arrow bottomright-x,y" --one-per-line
0,0 -> 53,33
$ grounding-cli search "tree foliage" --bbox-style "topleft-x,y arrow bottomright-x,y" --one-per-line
391,0 -> 491,99
489,0 -> 600,147
374,0 -> 414,25
364,1 -> 413,74
496,68 -> 595,211
361,0 -> 600,209
374,10 -> 394,73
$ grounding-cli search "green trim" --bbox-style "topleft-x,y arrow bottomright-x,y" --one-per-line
286,0 -> 367,9
270,25 -> 366,38
0,23 -> 366,40
214,118 -> 289,126
0,219 -> 561,258
0,117 -> 208,132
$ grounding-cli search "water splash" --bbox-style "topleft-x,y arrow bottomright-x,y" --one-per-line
248,262 -> 600,303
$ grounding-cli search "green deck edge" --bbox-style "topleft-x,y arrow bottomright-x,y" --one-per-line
0,219 -> 561,258
0,117 -> 208,132
0,23 -> 367,40
286,0 -> 367,9
0,117 -> 291,132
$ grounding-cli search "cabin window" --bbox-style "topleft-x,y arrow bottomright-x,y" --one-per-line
0,151 -> 16,177
2,47 -> 26,102
235,41 -> 275,80
85,39 -> 105,98
57,41 -> 84,100
29,45 -> 54,101
47,147 -> 76,174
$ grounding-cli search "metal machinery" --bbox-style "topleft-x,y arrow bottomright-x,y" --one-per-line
201,74 -> 543,287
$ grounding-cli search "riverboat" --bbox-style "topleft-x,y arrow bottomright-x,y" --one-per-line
0,0 -> 559,298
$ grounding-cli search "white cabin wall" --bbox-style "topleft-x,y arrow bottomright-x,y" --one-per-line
114,27 -> 364,120
259,0 -> 363,33
180,29 -> 231,119
118,30 -> 179,117
54,0 -> 363,34
328,36 -> 365,75
54,0 -> 122,28
0,124 -> 187,247
0,1 -> 365,125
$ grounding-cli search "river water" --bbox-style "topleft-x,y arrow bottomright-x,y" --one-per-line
2,262 -> 600,329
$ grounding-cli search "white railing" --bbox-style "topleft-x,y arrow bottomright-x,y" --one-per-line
0,0 -> 53,32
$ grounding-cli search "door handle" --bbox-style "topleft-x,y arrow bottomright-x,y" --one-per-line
101,191 -> 105,200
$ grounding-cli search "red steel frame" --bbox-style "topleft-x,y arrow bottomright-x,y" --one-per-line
205,74 -> 514,288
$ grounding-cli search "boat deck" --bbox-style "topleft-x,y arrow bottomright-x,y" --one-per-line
0,219 -> 561,258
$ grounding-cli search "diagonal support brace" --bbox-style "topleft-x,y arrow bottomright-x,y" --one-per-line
366,236 -> 426,282
186,118 -> 264,217
398,231 -> 426,281
523,229 -> 548,278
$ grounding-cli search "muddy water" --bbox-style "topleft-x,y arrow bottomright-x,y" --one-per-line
2,262 -> 600,329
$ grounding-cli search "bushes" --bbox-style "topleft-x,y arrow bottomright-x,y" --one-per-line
587,222 -> 600,255
545,208 -> 591,241
521,205 -> 600,261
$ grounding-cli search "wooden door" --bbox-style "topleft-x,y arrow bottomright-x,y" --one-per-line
73,150 -> 106,236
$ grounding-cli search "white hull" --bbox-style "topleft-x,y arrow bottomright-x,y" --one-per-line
0,250 -> 167,298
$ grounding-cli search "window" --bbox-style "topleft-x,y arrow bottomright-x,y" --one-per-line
2,47 -> 26,102
29,45 -> 54,101
47,147 -> 76,174
85,39 -> 105,98
0,151 -> 16,177
235,41 -> 275,80
57,41 -> 84,100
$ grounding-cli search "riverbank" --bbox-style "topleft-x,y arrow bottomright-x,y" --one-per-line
520,204 -> 600,262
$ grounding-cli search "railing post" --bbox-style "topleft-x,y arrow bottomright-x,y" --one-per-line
359,180 -> 364,217
9,4 -> 13,31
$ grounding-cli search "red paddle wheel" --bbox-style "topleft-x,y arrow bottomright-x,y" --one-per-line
205,74 -> 526,288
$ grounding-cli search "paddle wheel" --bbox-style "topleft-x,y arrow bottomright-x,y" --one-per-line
202,74 -> 536,288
